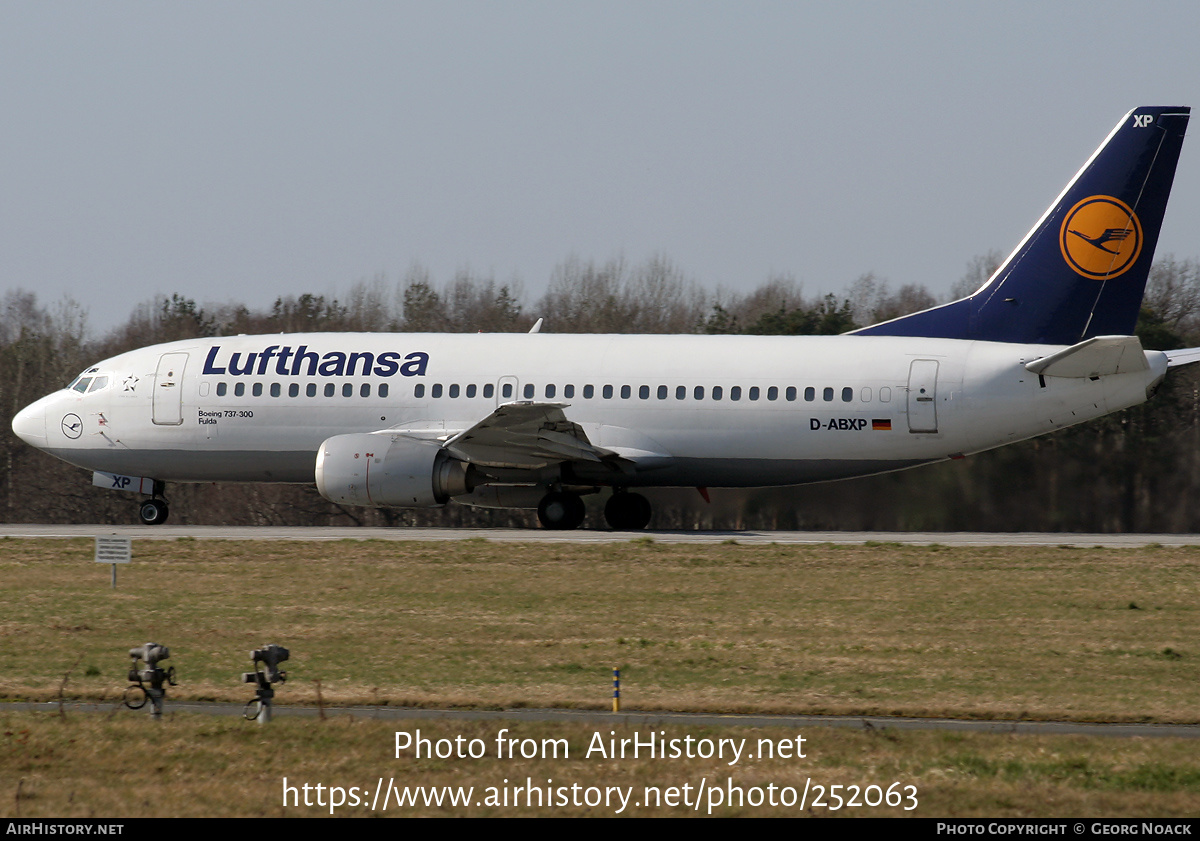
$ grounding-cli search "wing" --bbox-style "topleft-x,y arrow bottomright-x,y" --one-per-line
441,401 -> 624,470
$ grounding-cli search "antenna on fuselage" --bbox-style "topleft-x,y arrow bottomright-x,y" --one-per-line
528,318 -> 543,334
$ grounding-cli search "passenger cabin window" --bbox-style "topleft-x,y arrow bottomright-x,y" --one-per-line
842,387 -> 853,402
415,384 -> 426,398
307,383 -> 317,397
823,387 -> 834,402
270,383 -> 281,397
583,385 -> 594,399
216,383 -> 227,397
235,383 -> 245,397
483,384 -> 494,398
289,383 -> 299,397
523,384 -> 534,399
564,385 -> 575,398
324,384 -> 335,397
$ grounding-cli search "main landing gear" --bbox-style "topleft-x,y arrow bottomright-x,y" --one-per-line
534,489 -> 653,531
536,491 -> 586,530
604,491 -> 652,531
138,497 -> 170,526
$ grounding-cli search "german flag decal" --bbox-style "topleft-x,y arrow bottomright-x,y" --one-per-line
872,419 -> 892,431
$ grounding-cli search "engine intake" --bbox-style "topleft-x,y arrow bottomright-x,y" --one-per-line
314,433 -> 471,508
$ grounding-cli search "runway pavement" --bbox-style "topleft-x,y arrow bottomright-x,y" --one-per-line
3,524 -> 1200,546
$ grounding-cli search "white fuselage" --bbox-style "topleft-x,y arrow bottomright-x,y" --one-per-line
11,332 -> 1168,492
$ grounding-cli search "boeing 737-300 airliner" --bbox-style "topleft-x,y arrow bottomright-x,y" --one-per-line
10,107 -> 1197,529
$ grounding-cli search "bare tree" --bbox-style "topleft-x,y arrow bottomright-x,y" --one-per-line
1145,256 -> 1200,338
949,250 -> 1005,300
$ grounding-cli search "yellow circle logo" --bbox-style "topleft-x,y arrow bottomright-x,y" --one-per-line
1059,195 -> 1143,279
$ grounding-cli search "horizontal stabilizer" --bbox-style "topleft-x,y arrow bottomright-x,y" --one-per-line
1165,348 -> 1200,368
1024,336 -> 1148,378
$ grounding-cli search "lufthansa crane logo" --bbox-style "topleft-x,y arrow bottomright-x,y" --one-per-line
61,413 -> 82,439
1059,195 -> 1143,280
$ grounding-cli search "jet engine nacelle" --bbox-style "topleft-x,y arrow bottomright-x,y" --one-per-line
314,433 -> 471,508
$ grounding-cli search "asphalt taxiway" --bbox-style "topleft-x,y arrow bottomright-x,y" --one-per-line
7,701 -> 1200,740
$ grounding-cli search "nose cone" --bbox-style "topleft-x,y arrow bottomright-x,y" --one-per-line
12,396 -> 49,448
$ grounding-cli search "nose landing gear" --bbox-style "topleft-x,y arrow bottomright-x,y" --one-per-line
138,497 -> 169,525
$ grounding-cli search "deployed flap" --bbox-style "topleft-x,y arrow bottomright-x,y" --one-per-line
1165,347 -> 1200,368
443,401 -> 618,469
1025,335 -> 1148,378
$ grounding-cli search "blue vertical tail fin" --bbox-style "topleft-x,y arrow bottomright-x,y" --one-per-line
855,107 -> 1190,344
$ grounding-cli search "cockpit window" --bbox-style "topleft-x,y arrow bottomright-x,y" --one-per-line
67,368 -> 100,392
88,376 -> 109,392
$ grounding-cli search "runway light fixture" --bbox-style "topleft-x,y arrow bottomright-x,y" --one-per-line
243,643 -> 289,724
124,642 -> 176,720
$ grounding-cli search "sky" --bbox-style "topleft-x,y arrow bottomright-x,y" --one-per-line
3,1 -> 1200,333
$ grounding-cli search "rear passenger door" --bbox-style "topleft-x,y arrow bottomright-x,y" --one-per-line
906,360 -> 939,433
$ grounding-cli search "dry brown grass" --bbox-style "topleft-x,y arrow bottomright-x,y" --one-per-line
2,714 -> 1199,818
3,536 -> 1199,817
2,537 -> 1198,722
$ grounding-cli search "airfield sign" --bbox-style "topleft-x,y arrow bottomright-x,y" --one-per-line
95,535 -> 131,588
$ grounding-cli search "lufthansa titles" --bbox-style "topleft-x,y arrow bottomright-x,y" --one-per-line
202,345 -> 429,378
